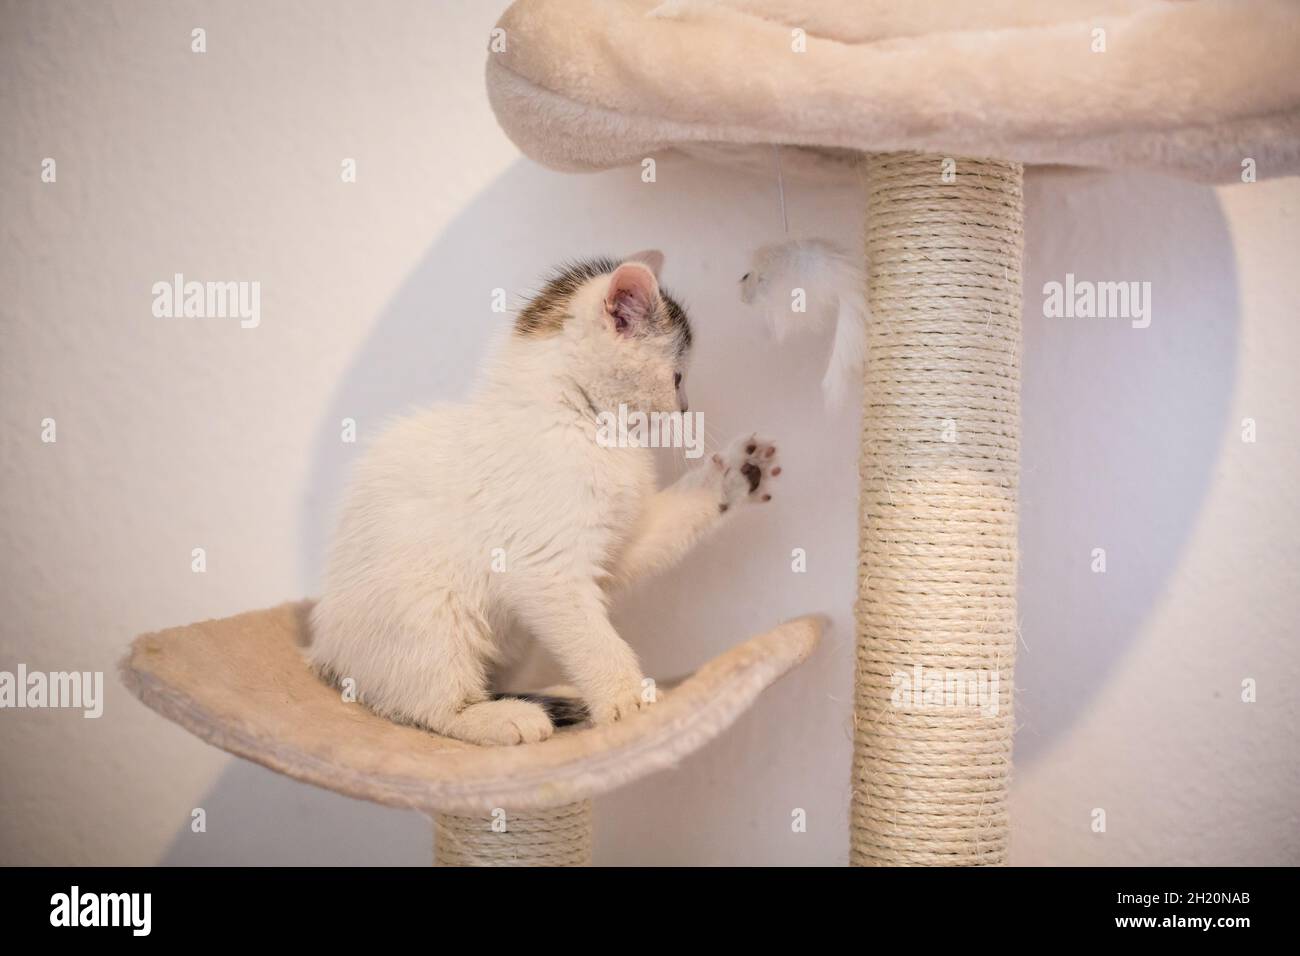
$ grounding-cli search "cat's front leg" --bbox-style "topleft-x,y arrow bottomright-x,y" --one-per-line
609,433 -> 781,588
511,583 -> 650,726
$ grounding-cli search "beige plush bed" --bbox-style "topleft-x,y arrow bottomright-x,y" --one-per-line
487,0 -> 1300,183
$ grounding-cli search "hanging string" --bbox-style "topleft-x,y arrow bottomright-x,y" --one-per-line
774,145 -> 789,235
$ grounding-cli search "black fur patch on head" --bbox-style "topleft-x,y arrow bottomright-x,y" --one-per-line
516,257 -> 619,337
515,256 -> 693,354
661,290 -> 693,357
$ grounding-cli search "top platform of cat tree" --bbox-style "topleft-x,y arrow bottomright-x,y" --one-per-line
486,0 -> 1300,183
121,602 -> 822,813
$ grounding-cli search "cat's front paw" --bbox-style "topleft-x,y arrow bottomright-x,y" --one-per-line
713,434 -> 781,512
586,674 -> 656,726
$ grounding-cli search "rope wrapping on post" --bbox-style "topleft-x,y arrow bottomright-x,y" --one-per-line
854,153 -> 1023,866
434,801 -> 593,866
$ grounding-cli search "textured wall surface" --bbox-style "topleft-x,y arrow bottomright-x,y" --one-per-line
1,0 -> 1296,865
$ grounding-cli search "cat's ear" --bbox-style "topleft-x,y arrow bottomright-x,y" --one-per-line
604,262 -> 660,336
623,249 -> 664,278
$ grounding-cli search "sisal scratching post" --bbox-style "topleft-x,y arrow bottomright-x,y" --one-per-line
435,801 -> 593,867
853,153 -> 1022,865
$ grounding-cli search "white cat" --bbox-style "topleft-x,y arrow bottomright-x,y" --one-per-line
309,251 -> 781,745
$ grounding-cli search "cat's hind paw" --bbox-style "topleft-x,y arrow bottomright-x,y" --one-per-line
444,698 -> 555,746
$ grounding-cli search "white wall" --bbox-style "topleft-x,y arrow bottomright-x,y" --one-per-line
1,0 -> 1296,866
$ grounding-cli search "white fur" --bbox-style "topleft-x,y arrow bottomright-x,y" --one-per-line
740,238 -> 868,408
310,259 -> 780,745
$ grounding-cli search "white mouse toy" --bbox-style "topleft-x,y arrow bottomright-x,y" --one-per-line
739,239 -> 868,408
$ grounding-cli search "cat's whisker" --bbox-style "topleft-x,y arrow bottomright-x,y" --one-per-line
701,421 -> 726,455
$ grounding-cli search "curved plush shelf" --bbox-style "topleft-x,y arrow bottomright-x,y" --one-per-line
121,602 -> 822,814
487,0 -> 1300,184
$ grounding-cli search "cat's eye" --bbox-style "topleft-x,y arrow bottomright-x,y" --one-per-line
674,372 -> 682,387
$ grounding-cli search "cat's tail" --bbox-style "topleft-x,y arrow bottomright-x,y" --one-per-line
492,692 -> 589,728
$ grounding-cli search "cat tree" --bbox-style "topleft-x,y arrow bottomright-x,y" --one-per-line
124,0 -> 1298,868
484,0 -> 1300,864
123,603 -> 821,865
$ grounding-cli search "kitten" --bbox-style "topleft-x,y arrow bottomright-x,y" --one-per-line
309,251 -> 781,745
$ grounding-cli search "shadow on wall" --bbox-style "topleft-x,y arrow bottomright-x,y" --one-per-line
1016,169 -> 1237,764
159,159 -> 1236,864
